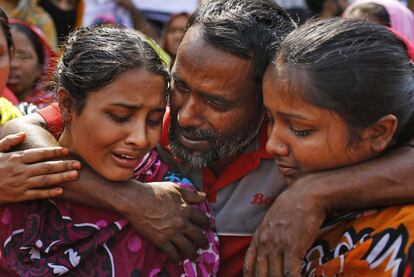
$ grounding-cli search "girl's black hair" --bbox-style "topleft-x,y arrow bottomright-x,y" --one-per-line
56,25 -> 170,113
275,18 -> 414,146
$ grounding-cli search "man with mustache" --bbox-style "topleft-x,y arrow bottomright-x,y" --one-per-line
3,0 -> 414,275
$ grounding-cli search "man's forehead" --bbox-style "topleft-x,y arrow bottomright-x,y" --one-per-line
175,26 -> 254,78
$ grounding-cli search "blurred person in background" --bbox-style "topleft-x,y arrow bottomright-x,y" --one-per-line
38,0 -> 83,44
160,12 -> 190,67
0,7 -> 78,199
0,0 -> 57,48
306,0 -> 350,17
7,19 -> 55,108
344,0 -> 414,43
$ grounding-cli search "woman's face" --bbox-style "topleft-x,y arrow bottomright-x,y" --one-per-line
7,29 -> 41,97
263,67 -> 374,185
62,68 -> 166,181
0,26 -> 10,97
165,15 -> 189,56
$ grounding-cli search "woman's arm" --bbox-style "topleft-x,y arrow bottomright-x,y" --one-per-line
244,143 -> 414,276
2,113 -> 210,261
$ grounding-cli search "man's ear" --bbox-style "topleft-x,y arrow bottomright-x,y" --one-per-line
57,87 -> 74,125
360,114 -> 398,153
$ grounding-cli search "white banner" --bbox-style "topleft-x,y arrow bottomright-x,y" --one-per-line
132,0 -> 198,13
83,0 -> 198,27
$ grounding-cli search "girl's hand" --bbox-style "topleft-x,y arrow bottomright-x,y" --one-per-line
0,132 -> 80,203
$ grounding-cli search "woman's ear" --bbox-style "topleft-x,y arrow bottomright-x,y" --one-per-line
57,87 -> 74,125
361,114 -> 398,153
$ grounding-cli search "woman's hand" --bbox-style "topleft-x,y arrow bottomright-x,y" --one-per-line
0,132 -> 81,203
244,175 -> 327,277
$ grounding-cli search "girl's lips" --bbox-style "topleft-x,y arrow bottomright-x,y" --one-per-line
110,153 -> 139,169
276,163 -> 298,177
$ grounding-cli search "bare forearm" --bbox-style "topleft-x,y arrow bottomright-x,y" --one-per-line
2,114 -> 59,149
130,9 -> 160,41
303,146 -> 414,213
60,163 -> 143,213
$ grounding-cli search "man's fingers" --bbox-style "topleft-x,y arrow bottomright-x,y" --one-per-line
27,170 -> 79,187
21,187 -> 64,201
183,223 -> 209,249
20,147 -> 71,164
189,206 -> 210,230
158,242 -> 181,263
178,186 -> 205,204
283,251 -> 302,277
171,235 -> 198,261
255,252 -> 269,277
243,243 -> 258,277
0,132 -> 26,152
29,160 -> 81,176
269,252 -> 283,277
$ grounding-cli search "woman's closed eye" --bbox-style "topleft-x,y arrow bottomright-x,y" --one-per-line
147,117 -> 163,126
107,112 -> 131,123
288,125 -> 313,137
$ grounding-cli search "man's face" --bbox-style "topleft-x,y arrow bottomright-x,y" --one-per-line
169,26 -> 264,168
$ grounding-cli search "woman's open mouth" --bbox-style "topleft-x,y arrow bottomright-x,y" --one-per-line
111,152 -> 140,169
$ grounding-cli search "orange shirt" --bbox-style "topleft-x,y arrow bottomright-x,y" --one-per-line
304,205 -> 414,276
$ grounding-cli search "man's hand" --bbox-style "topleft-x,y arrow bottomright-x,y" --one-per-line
0,132 -> 81,203
244,175 -> 326,277
119,181 -> 210,262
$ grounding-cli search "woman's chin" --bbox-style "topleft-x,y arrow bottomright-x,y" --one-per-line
99,168 -> 135,182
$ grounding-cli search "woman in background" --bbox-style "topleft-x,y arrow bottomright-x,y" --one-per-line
161,12 -> 190,68
344,0 -> 414,43
7,19 -> 55,108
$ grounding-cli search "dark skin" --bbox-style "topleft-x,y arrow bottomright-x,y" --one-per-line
1,113 -> 210,263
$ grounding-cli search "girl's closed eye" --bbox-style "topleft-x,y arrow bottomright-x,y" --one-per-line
147,115 -> 164,126
108,112 -> 131,123
288,125 -> 313,137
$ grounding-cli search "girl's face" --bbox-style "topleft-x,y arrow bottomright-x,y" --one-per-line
7,29 -> 42,97
166,15 -> 188,56
263,67 -> 374,185
60,68 -> 166,181
0,26 -> 10,97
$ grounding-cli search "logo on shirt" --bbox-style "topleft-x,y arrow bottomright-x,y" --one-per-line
251,193 -> 276,205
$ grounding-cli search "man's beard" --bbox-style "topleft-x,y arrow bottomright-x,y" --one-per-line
168,109 -> 264,168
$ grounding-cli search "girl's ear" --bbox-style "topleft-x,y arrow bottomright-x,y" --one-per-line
57,87 -> 74,125
361,114 -> 398,153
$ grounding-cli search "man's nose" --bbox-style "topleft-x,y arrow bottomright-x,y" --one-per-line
176,94 -> 204,128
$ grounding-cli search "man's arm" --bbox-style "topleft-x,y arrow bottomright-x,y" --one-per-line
2,113 -> 210,261
115,0 -> 160,42
244,144 -> 414,276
